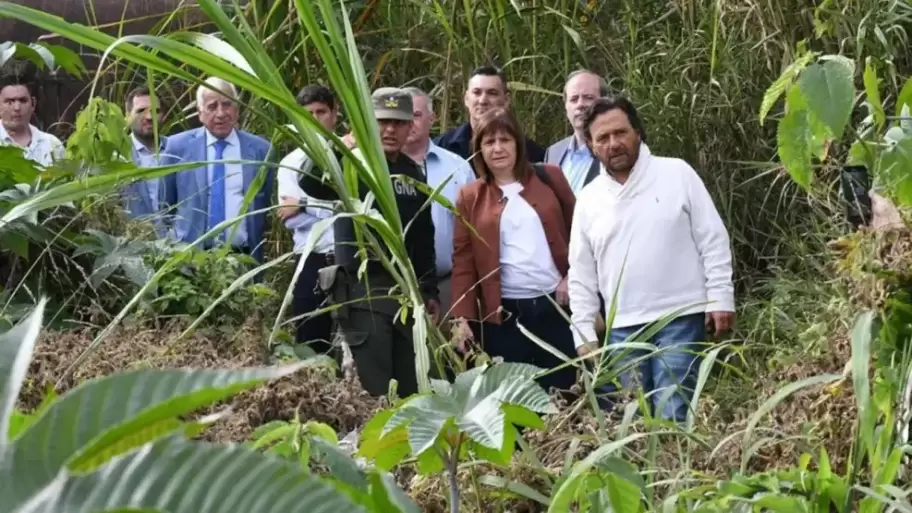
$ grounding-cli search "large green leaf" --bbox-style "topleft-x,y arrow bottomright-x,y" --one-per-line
455,361 -> 543,405
777,85 -> 814,190
406,411 -> 451,456
606,472 -> 644,512
2,364 -> 308,508
797,57 -> 856,141
879,138 -> 912,206
863,58 -> 885,130
0,146 -> 42,186
894,76 -> 912,118
310,437 -> 367,490
358,410 -> 411,471
378,394 -> 459,457
758,49 -> 818,125
0,299 -> 46,448
457,394 -> 505,450
14,436 -> 368,513
851,311 -> 875,458
490,378 -> 559,415
548,434 -> 651,512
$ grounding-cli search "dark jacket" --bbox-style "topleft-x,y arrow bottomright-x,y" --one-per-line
333,151 -> 438,302
433,122 -> 547,163
296,147 -> 343,201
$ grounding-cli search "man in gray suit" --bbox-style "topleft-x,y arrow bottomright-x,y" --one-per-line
547,69 -> 610,353
544,69 -> 609,194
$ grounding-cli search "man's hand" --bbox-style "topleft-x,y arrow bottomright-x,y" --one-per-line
426,298 -> 441,325
870,190 -> 905,232
576,342 -> 597,358
451,317 -> 473,353
342,132 -> 357,149
278,195 -> 301,221
595,313 -> 606,335
705,311 -> 735,338
556,276 -> 569,306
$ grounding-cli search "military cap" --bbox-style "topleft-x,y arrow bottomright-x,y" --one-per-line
371,87 -> 413,121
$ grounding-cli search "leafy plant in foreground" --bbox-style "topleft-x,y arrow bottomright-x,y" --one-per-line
358,362 -> 558,512
0,0 -> 446,393
0,299 -> 421,512
762,49 -> 912,205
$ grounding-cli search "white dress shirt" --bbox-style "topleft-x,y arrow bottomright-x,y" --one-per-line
567,144 -> 735,347
206,129 -> 248,247
0,123 -> 64,167
277,136 -> 335,254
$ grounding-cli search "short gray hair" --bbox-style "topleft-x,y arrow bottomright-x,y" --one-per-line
402,86 -> 432,113
196,76 -> 239,108
563,69 -> 609,98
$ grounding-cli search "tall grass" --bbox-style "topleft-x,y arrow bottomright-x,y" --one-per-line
4,0 -> 912,509
32,0 -> 908,293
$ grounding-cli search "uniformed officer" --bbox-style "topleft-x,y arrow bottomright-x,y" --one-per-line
323,87 -> 440,398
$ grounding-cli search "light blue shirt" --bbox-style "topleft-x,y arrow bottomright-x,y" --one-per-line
559,137 -> 595,194
205,129 -> 248,247
422,142 -> 476,276
131,134 -> 162,211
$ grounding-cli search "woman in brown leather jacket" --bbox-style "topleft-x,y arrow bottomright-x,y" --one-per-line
450,108 -> 579,392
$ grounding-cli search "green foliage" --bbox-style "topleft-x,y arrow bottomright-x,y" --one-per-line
74,229 -> 156,289
0,300 -> 421,513
681,450 -> 850,512
766,53 -> 856,191
765,50 -> 912,206
758,46 -> 820,126
6,0 -> 912,511
248,416 -> 339,467
361,362 -> 556,470
0,40 -> 86,77
798,57 -> 856,141
137,245 -> 276,326
777,85 -> 815,190
66,97 -> 132,167
0,0 -> 444,391
359,362 -> 557,511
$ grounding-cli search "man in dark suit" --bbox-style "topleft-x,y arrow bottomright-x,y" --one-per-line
160,77 -> 274,262
544,69 -> 609,194
433,65 -> 546,163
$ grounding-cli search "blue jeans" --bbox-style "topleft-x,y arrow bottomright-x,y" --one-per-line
598,313 -> 706,422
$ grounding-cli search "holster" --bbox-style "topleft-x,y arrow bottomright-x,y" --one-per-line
318,264 -> 370,349
317,264 -> 353,323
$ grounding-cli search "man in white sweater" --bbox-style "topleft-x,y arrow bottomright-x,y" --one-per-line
567,95 -> 735,422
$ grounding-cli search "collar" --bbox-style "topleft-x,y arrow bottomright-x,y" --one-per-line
425,140 -> 445,162
131,132 -> 167,153
0,122 -> 37,146
603,142 -> 652,184
205,128 -> 239,147
568,134 -> 589,153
